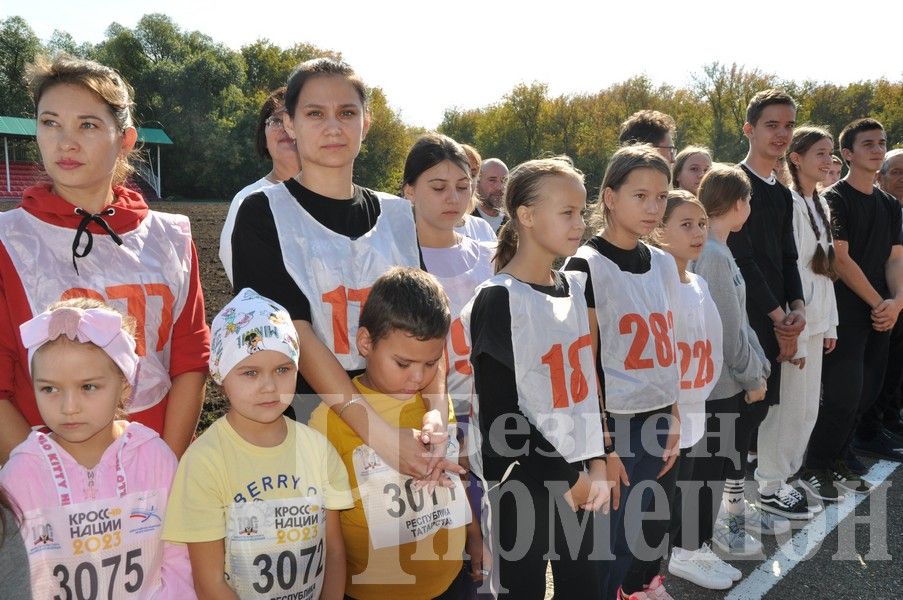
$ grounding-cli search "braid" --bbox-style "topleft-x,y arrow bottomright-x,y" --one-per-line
811,192 -> 833,244
788,156 -> 822,241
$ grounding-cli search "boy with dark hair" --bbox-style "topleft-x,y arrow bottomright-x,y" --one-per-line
618,109 -> 677,164
310,267 -> 478,600
802,120 -> 903,496
724,89 -> 810,532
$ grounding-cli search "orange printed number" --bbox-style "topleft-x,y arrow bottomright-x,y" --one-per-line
619,311 -> 675,370
541,334 -> 592,408
448,318 -> 472,376
61,283 -> 175,357
322,286 -> 371,354
678,338 -> 715,389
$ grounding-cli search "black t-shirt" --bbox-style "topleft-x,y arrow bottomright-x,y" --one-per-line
824,180 -> 903,324
232,178 -> 383,321
468,271 -> 583,487
231,179 -> 388,407
727,165 -> 804,322
562,235 -> 651,307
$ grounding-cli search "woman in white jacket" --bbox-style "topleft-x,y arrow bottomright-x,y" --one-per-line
757,126 -> 840,514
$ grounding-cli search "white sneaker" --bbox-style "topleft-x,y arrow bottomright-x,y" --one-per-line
696,543 -> 742,582
712,513 -> 763,557
744,500 -> 791,535
668,547 -> 733,590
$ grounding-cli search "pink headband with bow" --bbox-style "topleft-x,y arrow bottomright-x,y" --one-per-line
19,306 -> 139,385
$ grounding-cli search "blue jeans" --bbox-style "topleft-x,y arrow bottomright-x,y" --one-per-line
600,406 -> 674,600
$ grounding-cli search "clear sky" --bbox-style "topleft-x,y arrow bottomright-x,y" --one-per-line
6,0 -> 902,128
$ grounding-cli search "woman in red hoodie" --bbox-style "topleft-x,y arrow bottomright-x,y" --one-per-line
0,55 -> 210,462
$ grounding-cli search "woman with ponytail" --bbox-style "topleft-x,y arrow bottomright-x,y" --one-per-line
461,157 -> 609,599
777,127 -> 842,505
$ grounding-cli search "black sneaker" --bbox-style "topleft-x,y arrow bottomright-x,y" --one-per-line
852,433 -> 903,462
758,484 -> 813,519
832,460 -> 872,494
798,469 -> 843,502
843,449 -> 868,476
881,426 -> 903,448
884,418 -> 903,438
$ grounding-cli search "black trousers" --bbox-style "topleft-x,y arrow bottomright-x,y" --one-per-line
806,323 -> 891,469
875,316 -> 903,425
484,457 -> 603,600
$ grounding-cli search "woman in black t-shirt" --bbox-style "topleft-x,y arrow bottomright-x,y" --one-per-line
232,58 -> 458,482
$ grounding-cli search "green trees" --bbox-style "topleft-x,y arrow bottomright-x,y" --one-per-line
3,12 -> 902,200
440,62 -> 903,195
1,14 -> 413,200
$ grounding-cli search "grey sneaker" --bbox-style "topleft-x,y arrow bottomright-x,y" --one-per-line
744,500 -> 791,534
712,513 -> 763,557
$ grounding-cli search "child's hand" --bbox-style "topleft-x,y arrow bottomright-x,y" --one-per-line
580,459 -> 611,514
657,411 -> 681,479
824,337 -> 837,354
745,385 -> 767,403
465,528 -> 490,583
420,409 -> 448,447
564,471 -> 591,511
606,452 -> 629,511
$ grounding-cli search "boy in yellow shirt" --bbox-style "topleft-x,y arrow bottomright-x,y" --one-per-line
310,267 -> 475,599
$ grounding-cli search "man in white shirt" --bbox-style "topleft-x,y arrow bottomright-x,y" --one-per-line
473,158 -> 508,233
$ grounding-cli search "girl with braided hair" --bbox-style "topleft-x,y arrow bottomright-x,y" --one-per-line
774,126 -> 841,506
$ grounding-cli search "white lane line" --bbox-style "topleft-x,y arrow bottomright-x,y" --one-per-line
725,460 -> 899,600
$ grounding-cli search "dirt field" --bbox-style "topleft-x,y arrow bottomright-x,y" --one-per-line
151,201 -> 233,431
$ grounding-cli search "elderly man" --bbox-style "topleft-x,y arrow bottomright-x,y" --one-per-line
876,148 -> 903,449
879,148 -> 903,205
473,158 -> 509,233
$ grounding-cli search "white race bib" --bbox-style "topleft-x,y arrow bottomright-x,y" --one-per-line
577,244 -> 681,413
0,209 -> 192,413
22,432 -> 165,599
352,427 -> 470,549
674,274 -> 724,448
226,495 -> 326,599
266,186 -> 420,371
434,242 -> 495,418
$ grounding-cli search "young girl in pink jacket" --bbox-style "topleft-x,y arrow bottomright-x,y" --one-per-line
0,298 -> 195,599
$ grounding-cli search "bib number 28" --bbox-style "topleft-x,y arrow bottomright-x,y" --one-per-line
619,312 -> 675,370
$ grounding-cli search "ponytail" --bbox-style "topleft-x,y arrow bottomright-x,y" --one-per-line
494,156 -> 584,273
493,220 -> 518,272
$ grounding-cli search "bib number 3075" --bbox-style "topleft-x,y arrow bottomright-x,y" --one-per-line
52,548 -> 143,600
